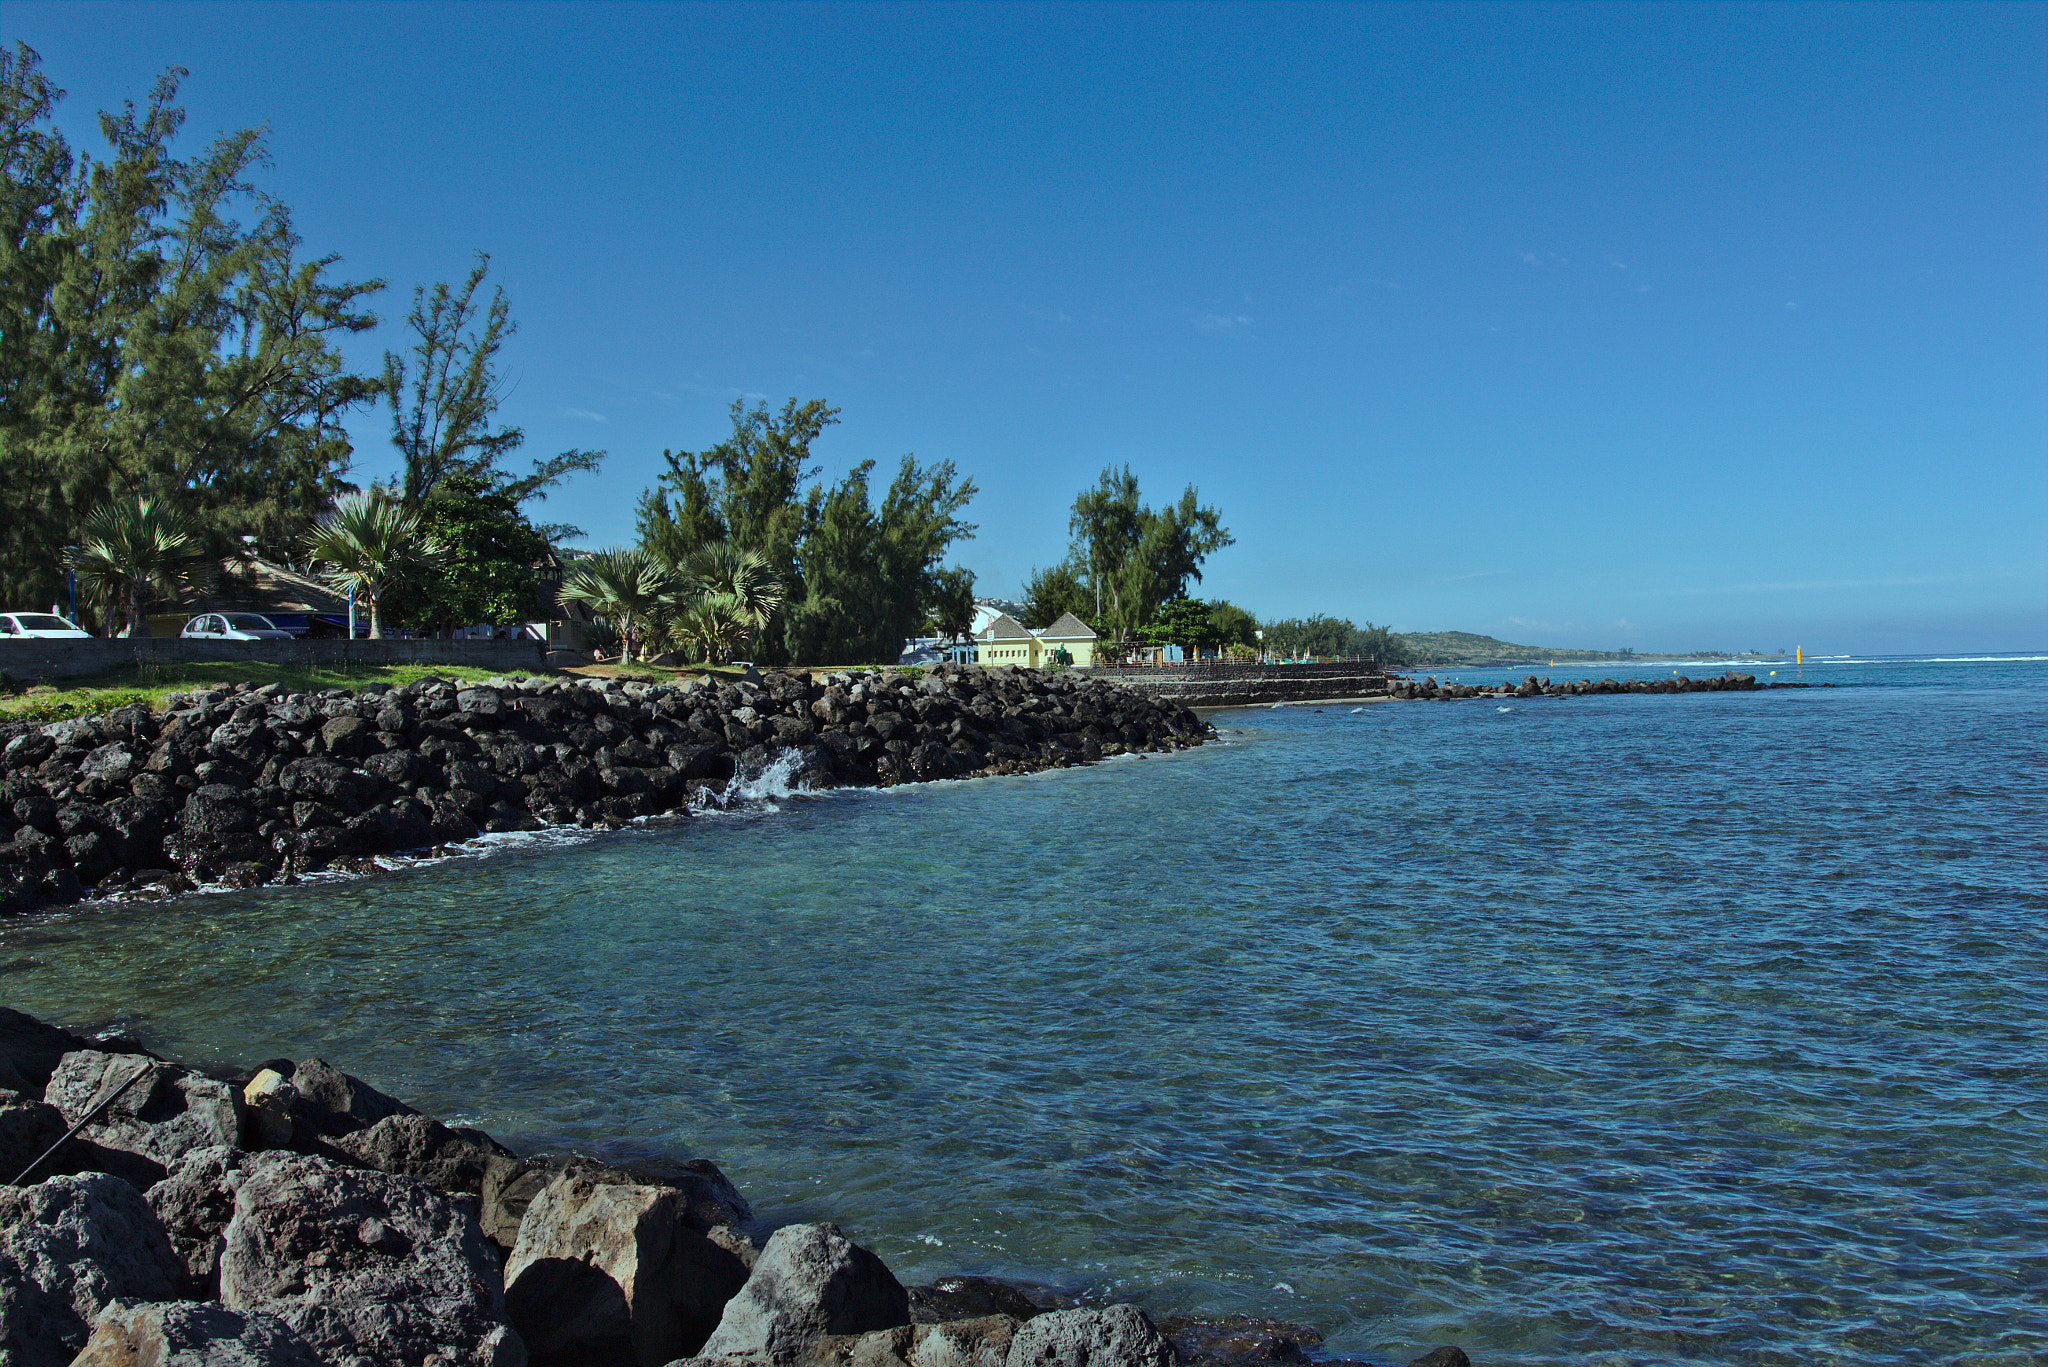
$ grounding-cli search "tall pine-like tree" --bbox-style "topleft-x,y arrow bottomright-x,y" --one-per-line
0,45 -> 384,616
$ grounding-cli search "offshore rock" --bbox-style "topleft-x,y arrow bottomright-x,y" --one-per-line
907,1277 -> 1072,1326
504,1170 -> 751,1367
218,1151 -> 524,1367
69,1299 -> 327,1367
695,1222 -> 911,1363
0,1173 -> 182,1367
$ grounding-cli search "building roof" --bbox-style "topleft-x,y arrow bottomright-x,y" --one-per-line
1038,611 -> 1097,640
978,612 -> 1034,640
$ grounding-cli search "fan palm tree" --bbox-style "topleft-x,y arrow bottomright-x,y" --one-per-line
671,542 -> 785,663
557,547 -> 670,661
301,489 -> 439,639
64,496 -> 216,638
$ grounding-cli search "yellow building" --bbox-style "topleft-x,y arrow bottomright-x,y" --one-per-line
1034,611 -> 1098,668
971,610 -> 1098,668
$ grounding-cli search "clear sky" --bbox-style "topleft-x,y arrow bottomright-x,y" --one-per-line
11,1 -> 2045,653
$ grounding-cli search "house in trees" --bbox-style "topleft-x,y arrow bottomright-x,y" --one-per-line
1033,611 -> 1098,667
964,609 -> 1098,668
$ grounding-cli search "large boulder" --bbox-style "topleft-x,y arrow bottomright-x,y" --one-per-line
218,1151 -> 524,1367
0,1007 -> 107,1091
482,1155 -> 553,1251
1004,1307 -> 1173,1367
43,1051 -> 240,1188
0,1091 -> 66,1185
69,1299 -> 327,1366
505,1170 -> 751,1367
695,1223 -> 910,1363
331,1112 -> 512,1195
145,1144 -> 252,1298
286,1056 -> 419,1136
551,1154 -> 754,1233
807,1316 -> 1021,1367
0,1173 -> 182,1367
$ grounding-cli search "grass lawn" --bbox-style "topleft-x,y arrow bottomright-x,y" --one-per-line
0,656 -> 919,722
0,659 -> 534,721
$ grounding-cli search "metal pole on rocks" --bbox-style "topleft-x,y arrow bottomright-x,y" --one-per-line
9,1056 -> 154,1186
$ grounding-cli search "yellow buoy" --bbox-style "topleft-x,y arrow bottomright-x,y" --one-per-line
1796,646 -> 1803,665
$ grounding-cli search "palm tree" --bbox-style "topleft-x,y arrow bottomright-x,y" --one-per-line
65,496 -> 215,638
557,547 -> 670,661
302,489 -> 438,639
671,542 -> 785,663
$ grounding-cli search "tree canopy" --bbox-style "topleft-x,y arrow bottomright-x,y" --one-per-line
636,399 -> 977,663
1,44 -> 383,614
1047,465 -> 1232,645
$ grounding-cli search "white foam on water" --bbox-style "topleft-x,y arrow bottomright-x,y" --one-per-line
691,747 -> 819,817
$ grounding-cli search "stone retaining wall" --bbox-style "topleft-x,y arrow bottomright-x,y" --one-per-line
1088,663 -> 1390,709
0,637 -> 545,682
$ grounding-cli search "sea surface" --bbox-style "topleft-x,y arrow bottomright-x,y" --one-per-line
6,654 -> 2045,1366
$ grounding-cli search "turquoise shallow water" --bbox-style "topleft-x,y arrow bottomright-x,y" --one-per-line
5,655 -> 2045,1365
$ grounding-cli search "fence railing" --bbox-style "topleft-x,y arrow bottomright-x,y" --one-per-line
1090,656 -> 1383,675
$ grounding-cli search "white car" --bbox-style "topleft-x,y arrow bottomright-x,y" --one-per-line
180,612 -> 296,641
0,612 -> 90,639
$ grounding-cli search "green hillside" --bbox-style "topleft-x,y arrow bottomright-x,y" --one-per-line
1394,631 -> 1636,667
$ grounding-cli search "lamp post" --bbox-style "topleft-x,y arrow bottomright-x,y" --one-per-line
1255,628 -> 1264,664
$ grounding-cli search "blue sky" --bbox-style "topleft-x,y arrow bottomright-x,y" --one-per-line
12,1 -> 2045,652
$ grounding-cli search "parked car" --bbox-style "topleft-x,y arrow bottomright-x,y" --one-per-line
179,612 -> 295,641
0,611 -> 91,639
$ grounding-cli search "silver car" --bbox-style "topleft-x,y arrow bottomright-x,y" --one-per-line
0,612 -> 90,639
180,612 -> 295,641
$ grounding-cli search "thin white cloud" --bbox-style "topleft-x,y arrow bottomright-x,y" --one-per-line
1193,312 -> 1254,334
559,407 -> 606,423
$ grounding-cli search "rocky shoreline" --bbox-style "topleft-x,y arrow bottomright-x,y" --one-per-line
0,1006 -> 1470,1367
1384,670 -> 1821,701
0,667 -> 1210,917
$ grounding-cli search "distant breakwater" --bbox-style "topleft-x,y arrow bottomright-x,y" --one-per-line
0,666 -> 1209,917
1385,670 -> 1822,701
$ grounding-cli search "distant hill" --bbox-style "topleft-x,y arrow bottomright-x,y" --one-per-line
1394,631 -> 1636,667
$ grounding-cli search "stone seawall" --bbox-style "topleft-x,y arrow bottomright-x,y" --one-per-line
1087,664 -> 1390,709
0,1007 -> 1470,1367
0,665 -> 1207,916
0,635 -> 547,683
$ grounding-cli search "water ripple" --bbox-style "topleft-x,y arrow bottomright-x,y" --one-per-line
3,659 -> 2045,1365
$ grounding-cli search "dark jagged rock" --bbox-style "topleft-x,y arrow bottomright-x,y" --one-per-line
217,1150 -> 524,1367
0,1172 -> 183,1366
0,668 -> 1209,914
505,1169 -> 751,1366
695,1222 -> 911,1363
68,1299 -> 328,1367
907,1277 -> 1073,1325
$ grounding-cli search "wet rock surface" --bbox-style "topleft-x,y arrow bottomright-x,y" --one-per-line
0,667 -> 1209,916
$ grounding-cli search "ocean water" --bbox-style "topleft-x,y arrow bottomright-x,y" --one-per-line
5,654 -> 2044,1366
